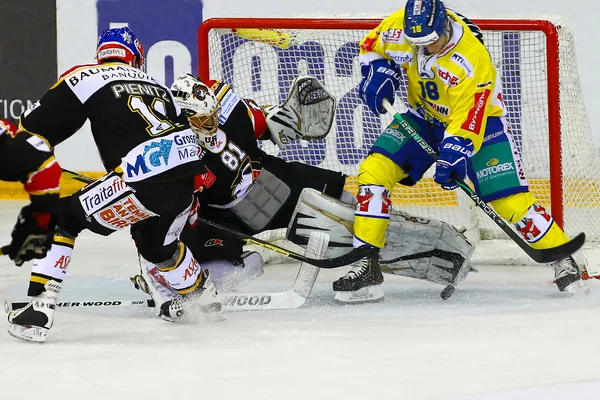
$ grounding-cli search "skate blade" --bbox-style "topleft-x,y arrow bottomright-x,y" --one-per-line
7,324 -> 48,343
334,285 -> 384,304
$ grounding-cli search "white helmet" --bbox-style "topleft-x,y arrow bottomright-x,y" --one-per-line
170,73 -> 220,146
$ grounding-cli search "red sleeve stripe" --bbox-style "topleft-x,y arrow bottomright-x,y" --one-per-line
245,99 -> 268,139
24,158 -> 61,195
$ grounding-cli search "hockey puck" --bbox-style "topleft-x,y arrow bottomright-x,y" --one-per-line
440,285 -> 455,300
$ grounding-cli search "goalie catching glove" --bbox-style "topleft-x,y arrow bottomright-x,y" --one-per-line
264,75 -> 336,149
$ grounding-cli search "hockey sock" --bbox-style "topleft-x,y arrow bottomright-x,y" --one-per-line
490,192 -> 569,249
153,241 -> 205,295
27,234 -> 74,296
353,154 -> 406,248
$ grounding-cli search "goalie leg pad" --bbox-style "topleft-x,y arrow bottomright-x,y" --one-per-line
380,211 -> 475,285
287,188 -> 355,257
230,167 -> 291,231
287,188 -> 475,286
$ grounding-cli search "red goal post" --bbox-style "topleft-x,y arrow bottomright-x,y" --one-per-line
197,16 -> 599,243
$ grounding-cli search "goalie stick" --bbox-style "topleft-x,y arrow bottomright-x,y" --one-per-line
5,232 -> 329,312
382,99 -> 585,264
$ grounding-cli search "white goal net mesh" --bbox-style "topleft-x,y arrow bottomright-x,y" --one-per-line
199,16 -> 600,248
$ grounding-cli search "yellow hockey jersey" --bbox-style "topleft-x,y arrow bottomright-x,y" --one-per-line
359,9 -> 505,152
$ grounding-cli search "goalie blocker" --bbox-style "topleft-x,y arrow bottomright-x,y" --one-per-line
287,188 -> 475,288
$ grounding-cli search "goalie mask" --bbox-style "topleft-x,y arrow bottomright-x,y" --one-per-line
170,74 -> 221,148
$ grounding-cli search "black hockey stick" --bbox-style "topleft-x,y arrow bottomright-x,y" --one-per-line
196,217 -> 376,268
57,169 -> 375,268
381,99 -> 585,264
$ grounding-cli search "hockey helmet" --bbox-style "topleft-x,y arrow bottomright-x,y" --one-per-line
403,0 -> 448,46
171,73 -> 221,145
96,27 -> 145,71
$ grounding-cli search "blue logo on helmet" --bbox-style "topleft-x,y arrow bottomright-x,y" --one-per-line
404,0 -> 447,46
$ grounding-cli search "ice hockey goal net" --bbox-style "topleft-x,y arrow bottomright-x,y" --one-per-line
198,16 -> 600,248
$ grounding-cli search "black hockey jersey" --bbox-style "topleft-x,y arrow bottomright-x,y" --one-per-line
193,80 -> 270,207
19,62 -> 206,183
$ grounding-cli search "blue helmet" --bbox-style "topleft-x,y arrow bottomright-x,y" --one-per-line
404,0 -> 448,46
96,27 -> 145,70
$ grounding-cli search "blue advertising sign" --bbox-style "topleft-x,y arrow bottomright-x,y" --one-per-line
97,0 -> 203,87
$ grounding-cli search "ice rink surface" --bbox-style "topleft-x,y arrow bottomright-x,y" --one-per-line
1,202 -> 600,400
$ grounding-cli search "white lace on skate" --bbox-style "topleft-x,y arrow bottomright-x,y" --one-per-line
340,259 -> 369,280
335,259 -> 384,304
554,257 -> 578,279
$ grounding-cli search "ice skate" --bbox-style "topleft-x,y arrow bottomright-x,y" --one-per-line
159,269 -> 224,322
333,252 -> 384,303
7,280 -> 61,343
554,256 -> 589,296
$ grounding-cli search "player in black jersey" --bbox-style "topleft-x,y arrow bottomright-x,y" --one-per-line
7,27 -> 222,343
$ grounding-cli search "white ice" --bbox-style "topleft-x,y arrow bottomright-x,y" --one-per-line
1,201 -> 600,400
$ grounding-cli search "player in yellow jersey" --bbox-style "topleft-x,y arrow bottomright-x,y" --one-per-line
333,0 -> 589,302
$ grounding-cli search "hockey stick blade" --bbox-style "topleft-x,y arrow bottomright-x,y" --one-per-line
381,99 -> 586,264
529,232 -> 585,264
7,291 -> 307,313
197,217 -> 375,268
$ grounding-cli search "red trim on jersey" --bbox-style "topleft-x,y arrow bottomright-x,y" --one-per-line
460,89 -> 491,134
0,118 -> 18,137
245,99 -> 268,139
24,160 -> 61,195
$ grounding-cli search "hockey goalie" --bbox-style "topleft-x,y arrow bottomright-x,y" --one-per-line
131,72 -> 475,307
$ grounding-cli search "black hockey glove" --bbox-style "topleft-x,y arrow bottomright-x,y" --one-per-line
8,205 -> 55,266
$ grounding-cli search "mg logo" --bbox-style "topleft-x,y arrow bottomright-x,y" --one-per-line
126,139 -> 173,177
